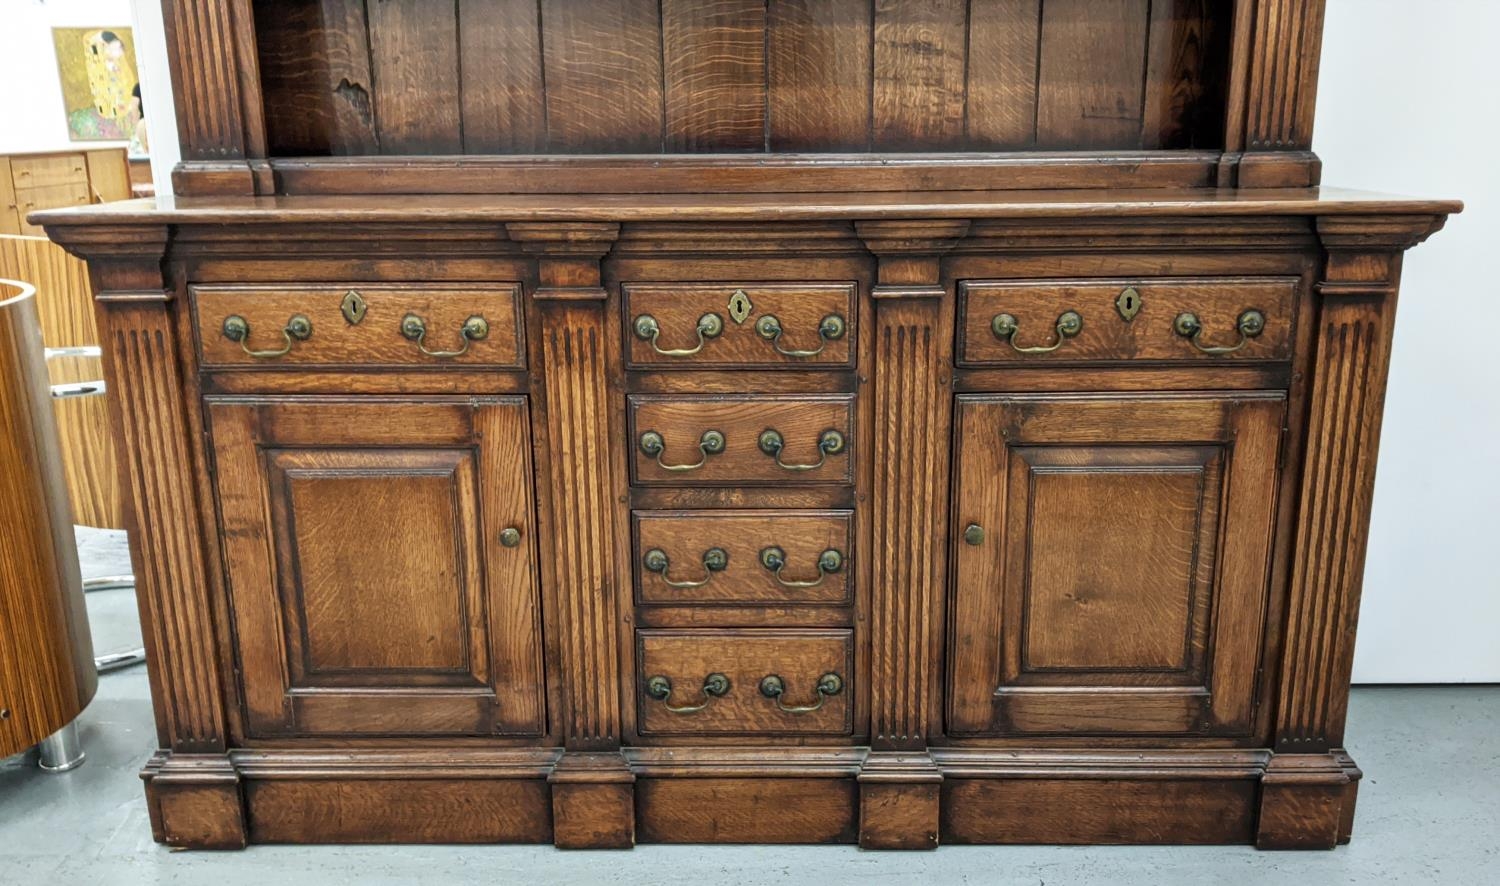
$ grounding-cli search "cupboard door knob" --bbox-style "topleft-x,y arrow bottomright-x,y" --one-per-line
645,673 -> 730,714
754,313 -> 845,358
642,547 -> 728,588
758,546 -> 843,588
963,523 -> 985,546
499,527 -> 522,548
401,313 -> 489,358
221,314 -> 312,359
990,310 -> 1082,354
634,312 -> 723,357
1173,309 -> 1266,355
759,673 -> 843,714
639,429 -> 725,472
757,428 -> 844,472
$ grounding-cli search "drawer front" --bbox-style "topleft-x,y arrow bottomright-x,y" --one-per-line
636,630 -> 853,736
629,395 -> 854,486
15,182 -> 92,232
624,283 -> 855,369
634,510 -> 853,606
958,277 -> 1298,365
192,284 -> 525,369
11,154 -> 87,190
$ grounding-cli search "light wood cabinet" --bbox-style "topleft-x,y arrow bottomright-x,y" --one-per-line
1,149 -> 130,235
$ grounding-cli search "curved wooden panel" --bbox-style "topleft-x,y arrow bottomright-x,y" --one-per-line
0,279 -> 96,757
0,234 -> 123,529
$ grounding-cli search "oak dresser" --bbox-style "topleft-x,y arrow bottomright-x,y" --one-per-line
36,0 -> 1459,850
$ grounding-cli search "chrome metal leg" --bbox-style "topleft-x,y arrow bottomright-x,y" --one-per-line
37,722 -> 85,772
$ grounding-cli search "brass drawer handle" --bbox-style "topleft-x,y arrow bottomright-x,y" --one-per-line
757,428 -> 845,472
754,313 -> 846,358
401,313 -> 489,358
990,310 -> 1083,354
646,673 -> 730,714
1173,309 -> 1266,355
639,429 -> 725,472
643,547 -> 728,588
759,546 -> 843,588
759,673 -> 843,714
221,314 -> 311,359
634,312 -> 723,357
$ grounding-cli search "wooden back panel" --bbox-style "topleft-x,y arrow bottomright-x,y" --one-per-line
0,280 -> 96,757
0,235 -> 124,529
252,0 -> 1230,157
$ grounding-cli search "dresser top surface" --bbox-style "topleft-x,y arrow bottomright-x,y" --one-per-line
32,188 -> 1460,229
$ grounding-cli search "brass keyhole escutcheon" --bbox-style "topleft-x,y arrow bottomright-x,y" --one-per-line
728,289 -> 753,325
340,289 -> 368,325
1115,286 -> 1142,322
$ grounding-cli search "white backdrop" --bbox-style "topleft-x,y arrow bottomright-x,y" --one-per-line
3,0 -> 1491,682
1318,0 -> 1500,683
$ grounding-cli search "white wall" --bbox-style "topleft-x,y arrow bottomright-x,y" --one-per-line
1317,0 -> 1500,682
0,0 -> 137,154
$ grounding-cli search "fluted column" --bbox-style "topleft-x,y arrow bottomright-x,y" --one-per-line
854,220 -> 968,849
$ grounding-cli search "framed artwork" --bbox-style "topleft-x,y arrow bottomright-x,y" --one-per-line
51,27 -> 146,152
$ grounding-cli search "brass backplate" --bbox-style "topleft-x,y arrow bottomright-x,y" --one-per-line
1115,286 -> 1142,322
728,289 -> 753,325
340,289 -> 368,325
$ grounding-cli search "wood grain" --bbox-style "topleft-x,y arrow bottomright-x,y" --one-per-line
967,0 -> 1043,148
367,0 -> 462,153
255,0 -> 379,155
872,0 -> 968,150
191,283 -> 525,368
957,277 -> 1299,365
541,0 -> 665,153
623,282 -> 855,369
633,510 -> 853,606
629,394 -> 855,486
1036,0 -> 1151,148
0,234 -> 123,528
636,629 -> 853,736
949,394 -> 1282,737
458,0 -> 547,153
0,281 -> 96,757
207,397 -> 545,737
663,0 -> 767,152
767,0 -> 872,151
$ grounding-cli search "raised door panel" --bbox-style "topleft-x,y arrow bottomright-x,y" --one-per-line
208,397 -> 544,738
949,394 -> 1283,737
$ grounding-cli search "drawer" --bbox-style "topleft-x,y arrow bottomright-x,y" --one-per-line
634,510 -> 853,606
11,154 -> 87,190
958,277 -> 1298,365
192,284 -> 525,368
624,283 -> 854,369
636,630 -> 852,736
15,182 -> 92,232
629,395 -> 854,486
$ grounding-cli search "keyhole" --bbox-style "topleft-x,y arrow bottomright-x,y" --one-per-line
1115,287 -> 1142,322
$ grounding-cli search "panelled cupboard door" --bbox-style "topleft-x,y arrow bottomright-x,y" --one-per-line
949,394 -> 1284,738
206,396 -> 546,738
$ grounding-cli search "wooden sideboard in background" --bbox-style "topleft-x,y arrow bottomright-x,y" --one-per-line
1,149 -> 132,236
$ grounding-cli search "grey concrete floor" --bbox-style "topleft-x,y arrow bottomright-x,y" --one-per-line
0,531 -> 1495,884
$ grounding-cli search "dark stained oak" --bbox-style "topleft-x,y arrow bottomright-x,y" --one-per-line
38,0 -> 1459,854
